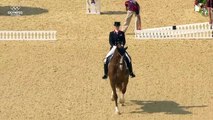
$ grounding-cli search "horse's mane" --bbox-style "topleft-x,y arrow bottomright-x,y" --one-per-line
110,46 -> 126,66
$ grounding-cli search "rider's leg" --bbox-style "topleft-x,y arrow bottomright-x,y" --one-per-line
102,46 -> 117,79
102,57 -> 109,79
125,53 -> 135,78
105,46 -> 117,58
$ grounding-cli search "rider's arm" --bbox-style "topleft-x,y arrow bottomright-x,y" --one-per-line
123,32 -> 126,46
109,32 -> 114,47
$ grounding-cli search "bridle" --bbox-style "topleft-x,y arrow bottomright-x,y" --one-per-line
116,44 -> 125,65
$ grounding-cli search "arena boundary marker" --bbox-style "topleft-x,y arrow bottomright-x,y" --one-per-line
0,31 -> 57,41
135,22 -> 213,39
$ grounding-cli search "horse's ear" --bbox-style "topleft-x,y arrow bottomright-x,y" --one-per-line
125,46 -> 128,50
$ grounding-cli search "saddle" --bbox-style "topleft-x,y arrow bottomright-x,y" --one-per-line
106,54 -> 129,70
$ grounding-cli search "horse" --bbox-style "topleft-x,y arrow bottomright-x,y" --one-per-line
108,44 -> 129,115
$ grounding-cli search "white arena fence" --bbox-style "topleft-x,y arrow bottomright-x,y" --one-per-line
0,31 -> 57,41
135,22 -> 213,39
135,30 -> 213,39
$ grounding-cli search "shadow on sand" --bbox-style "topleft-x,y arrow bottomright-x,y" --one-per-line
126,33 -> 135,35
130,100 -> 207,115
101,11 -> 126,15
0,6 -> 48,16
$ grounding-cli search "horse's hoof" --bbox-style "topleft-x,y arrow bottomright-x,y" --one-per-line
119,99 -> 125,104
115,107 -> 120,115
115,111 -> 121,115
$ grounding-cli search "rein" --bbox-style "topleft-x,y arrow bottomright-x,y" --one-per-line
119,56 -> 124,65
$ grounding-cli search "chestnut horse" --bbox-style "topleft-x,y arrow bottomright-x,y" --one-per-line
108,44 -> 129,115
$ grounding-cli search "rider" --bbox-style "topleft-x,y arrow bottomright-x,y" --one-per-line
102,22 -> 136,79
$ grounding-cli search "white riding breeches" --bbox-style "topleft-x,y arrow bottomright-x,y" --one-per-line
104,46 -> 131,63
125,53 -> 131,62
104,46 -> 116,63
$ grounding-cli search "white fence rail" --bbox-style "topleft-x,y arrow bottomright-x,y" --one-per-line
140,22 -> 212,31
135,30 -> 213,39
135,22 -> 213,39
0,31 -> 57,41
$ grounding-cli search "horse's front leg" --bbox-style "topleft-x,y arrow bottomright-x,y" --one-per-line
119,90 -> 125,106
120,82 -> 128,106
113,91 -> 120,115
111,91 -> 114,101
119,92 -> 125,106
111,84 -> 120,115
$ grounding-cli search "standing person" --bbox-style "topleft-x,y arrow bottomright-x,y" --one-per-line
122,0 -> 141,32
207,0 -> 213,25
102,22 -> 136,79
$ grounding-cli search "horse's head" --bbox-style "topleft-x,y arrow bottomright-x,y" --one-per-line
116,43 -> 128,56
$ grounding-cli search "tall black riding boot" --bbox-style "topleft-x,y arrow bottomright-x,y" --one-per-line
102,63 -> 108,79
127,62 -> 136,78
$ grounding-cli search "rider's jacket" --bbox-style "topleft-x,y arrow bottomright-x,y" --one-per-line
109,30 -> 126,49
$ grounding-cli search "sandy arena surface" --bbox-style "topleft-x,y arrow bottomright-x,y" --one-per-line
0,0 -> 212,120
